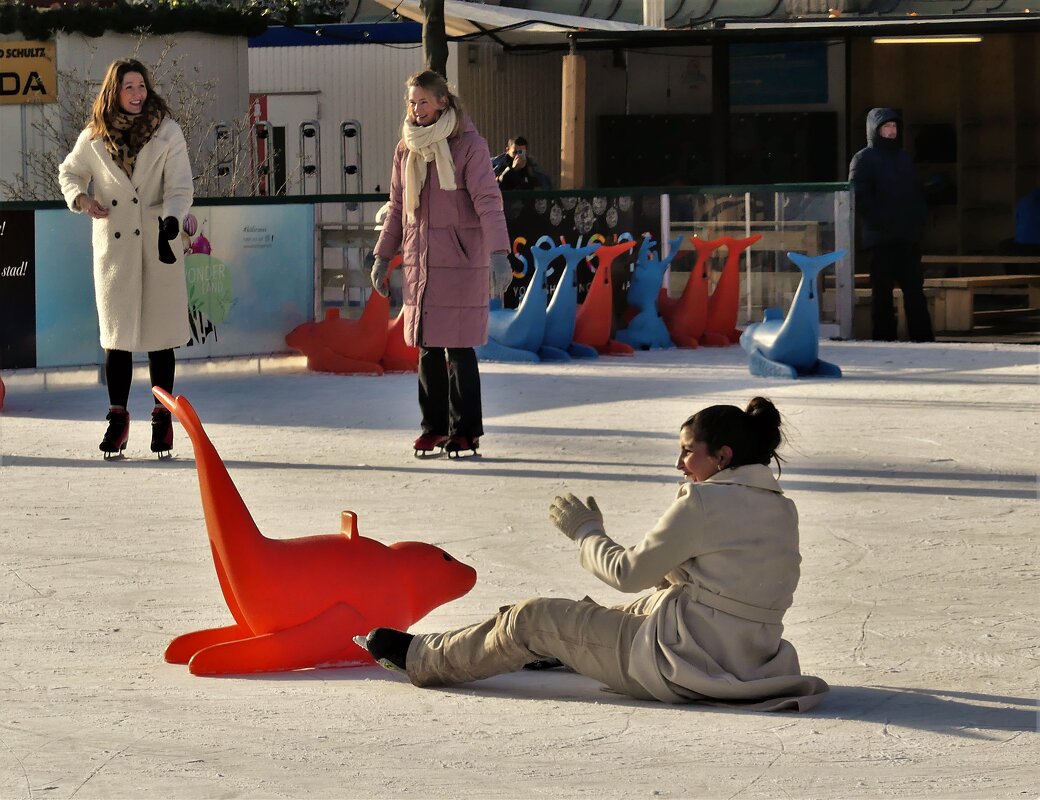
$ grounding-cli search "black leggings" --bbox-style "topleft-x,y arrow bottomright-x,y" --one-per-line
104,348 -> 175,408
417,346 -> 483,439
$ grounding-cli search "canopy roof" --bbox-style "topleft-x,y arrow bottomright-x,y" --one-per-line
366,0 -> 1040,49
369,0 -> 653,46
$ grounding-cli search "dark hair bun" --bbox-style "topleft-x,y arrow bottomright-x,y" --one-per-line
683,397 -> 786,470
745,396 -> 783,455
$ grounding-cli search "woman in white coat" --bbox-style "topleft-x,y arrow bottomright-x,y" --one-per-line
359,397 -> 829,712
58,58 -> 193,459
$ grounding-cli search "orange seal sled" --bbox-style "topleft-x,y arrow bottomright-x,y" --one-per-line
153,387 -> 476,675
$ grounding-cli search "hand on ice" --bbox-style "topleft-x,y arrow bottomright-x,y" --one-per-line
549,493 -> 604,542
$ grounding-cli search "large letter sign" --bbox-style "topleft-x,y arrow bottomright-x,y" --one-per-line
0,41 -> 56,105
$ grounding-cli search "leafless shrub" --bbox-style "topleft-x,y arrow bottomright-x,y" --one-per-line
0,35 -> 272,201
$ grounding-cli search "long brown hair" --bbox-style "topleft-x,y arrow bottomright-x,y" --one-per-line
87,59 -> 172,139
404,69 -> 464,138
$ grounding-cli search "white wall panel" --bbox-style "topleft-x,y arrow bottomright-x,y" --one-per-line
249,42 -> 459,203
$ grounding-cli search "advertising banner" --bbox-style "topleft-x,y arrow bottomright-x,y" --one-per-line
0,209 -> 37,368
34,209 -> 98,368
180,203 -> 314,360
27,202 -> 313,368
501,193 -> 664,314
0,40 -> 57,105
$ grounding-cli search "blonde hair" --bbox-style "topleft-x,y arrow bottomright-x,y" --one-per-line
87,59 -> 172,139
404,69 -> 464,138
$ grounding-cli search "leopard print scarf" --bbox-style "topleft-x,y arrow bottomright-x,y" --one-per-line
103,100 -> 165,178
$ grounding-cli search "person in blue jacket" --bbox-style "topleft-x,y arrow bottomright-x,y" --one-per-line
849,108 -> 934,342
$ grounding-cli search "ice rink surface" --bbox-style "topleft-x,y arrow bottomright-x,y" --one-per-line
1,340 -> 1036,799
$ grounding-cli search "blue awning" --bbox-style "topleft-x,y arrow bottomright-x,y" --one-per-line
249,22 -> 423,48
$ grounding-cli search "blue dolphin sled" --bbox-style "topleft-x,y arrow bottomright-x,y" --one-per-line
478,237 -> 601,362
477,237 -> 553,363
739,250 -> 845,379
541,241 -> 601,360
616,233 -> 683,350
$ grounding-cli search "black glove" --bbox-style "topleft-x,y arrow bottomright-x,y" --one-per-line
158,216 -> 179,264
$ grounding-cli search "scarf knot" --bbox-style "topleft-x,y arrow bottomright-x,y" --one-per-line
401,108 -> 458,223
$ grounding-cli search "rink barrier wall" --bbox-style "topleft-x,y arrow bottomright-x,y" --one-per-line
0,185 -> 854,377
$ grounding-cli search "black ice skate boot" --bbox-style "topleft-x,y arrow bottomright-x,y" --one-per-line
523,658 -> 566,671
354,627 -> 413,673
150,406 -> 174,459
99,407 -> 130,459
413,433 -> 449,458
445,434 -> 479,458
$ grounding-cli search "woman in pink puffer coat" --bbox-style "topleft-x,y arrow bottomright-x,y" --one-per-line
372,70 -> 511,458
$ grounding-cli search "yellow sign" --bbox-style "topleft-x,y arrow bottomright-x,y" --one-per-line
0,40 -> 57,105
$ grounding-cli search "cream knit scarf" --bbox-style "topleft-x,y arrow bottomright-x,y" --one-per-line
401,107 -> 457,223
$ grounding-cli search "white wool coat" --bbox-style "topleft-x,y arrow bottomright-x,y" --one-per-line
58,118 -> 193,352
580,464 -> 829,711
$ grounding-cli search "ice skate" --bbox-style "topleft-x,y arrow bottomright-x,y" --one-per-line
150,406 -> 174,459
99,407 -> 130,459
413,433 -> 449,458
445,435 -> 480,458
354,627 -> 413,673
523,657 -> 566,671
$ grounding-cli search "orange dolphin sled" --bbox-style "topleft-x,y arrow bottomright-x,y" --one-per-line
572,239 -> 638,355
153,387 -> 477,676
658,235 -> 727,348
700,234 -> 762,346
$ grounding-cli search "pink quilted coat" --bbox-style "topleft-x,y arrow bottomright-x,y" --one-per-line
374,116 -> 510,348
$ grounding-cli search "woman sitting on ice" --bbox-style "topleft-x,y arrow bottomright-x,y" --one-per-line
358,397 -> 829,711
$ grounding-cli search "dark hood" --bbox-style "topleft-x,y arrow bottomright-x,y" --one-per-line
866,107 -> 901,147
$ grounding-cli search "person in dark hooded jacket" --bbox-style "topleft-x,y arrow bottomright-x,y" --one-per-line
848,108 -> 934,342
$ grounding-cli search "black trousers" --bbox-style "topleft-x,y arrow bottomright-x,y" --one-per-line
867,242 -> 935,342
104,348 -> 175,408
417,346 -> 483,439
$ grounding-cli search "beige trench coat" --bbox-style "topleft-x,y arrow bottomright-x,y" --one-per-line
58,118 -> 194,352
579,464 -> 829,711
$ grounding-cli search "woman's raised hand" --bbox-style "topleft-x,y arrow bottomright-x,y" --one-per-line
548,493 -> 605,542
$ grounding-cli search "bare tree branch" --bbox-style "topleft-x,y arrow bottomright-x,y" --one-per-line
0,34 -> 268,201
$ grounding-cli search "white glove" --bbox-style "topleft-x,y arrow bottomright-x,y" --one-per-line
370,256 -> 390,297
490,252 -> 512,297
548,494 -> 605,542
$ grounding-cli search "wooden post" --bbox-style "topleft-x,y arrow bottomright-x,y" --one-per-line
643,0 -> 665,27
561,46 -> 586,190
420,0 -> 449,79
